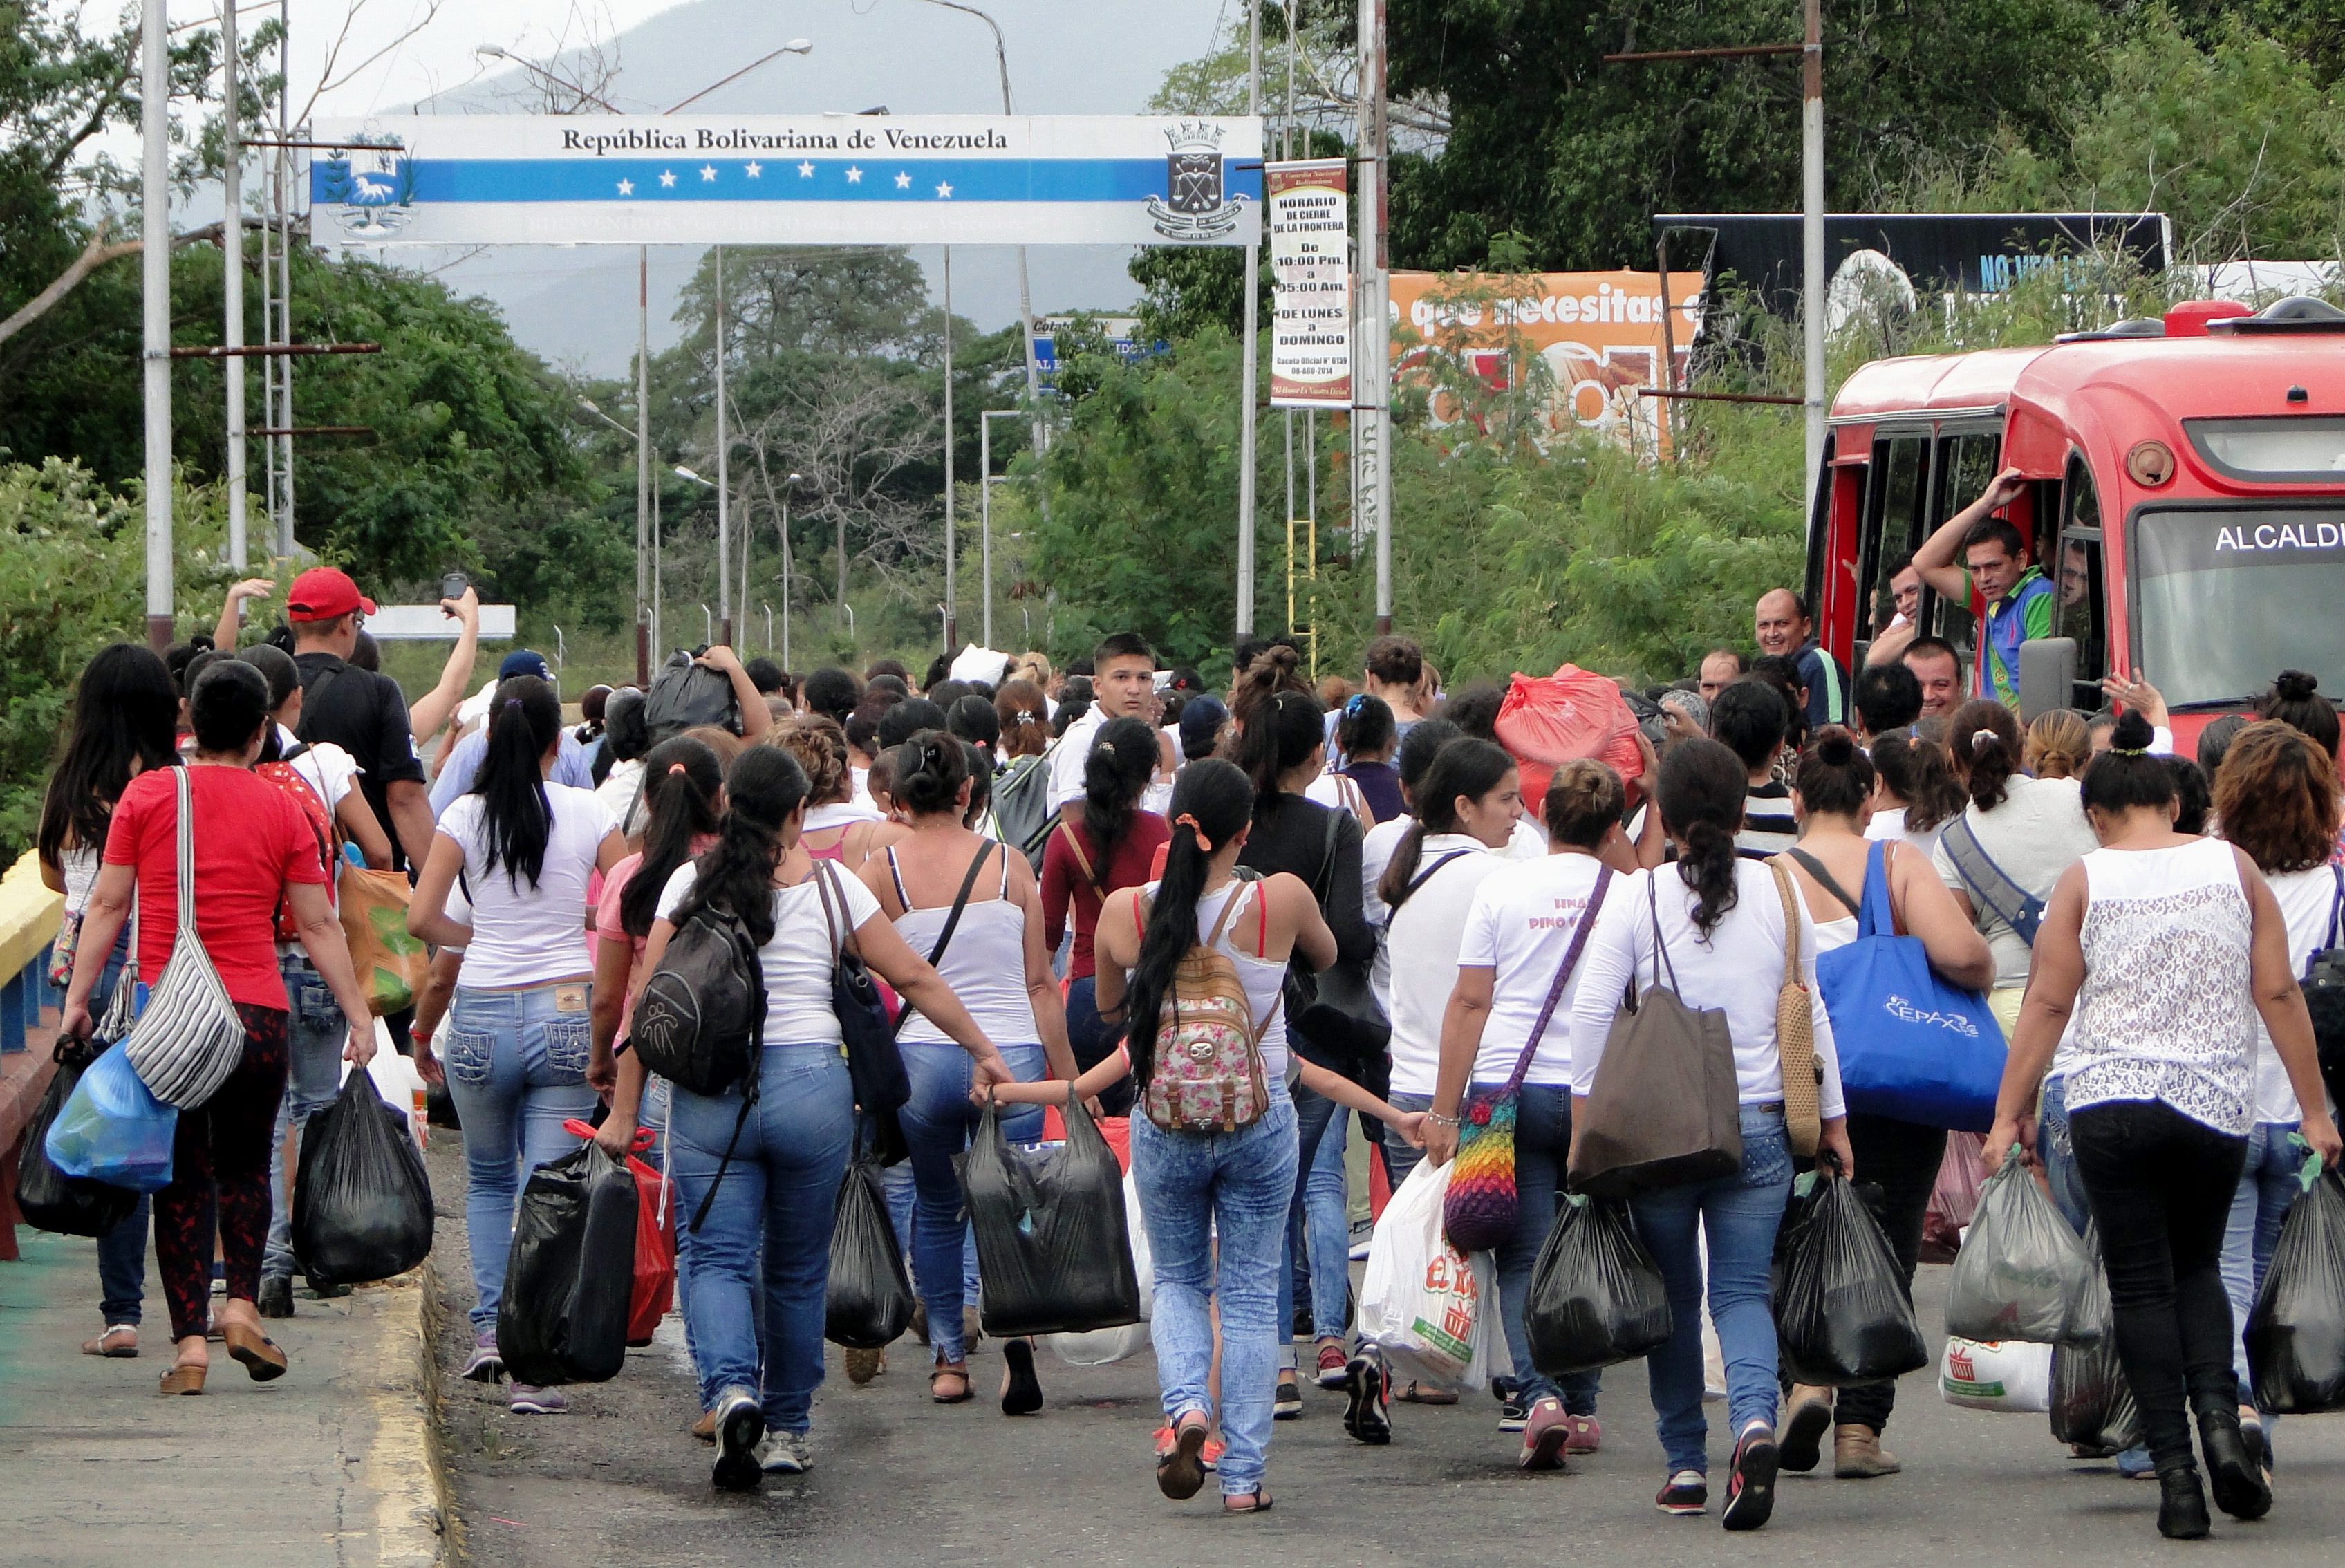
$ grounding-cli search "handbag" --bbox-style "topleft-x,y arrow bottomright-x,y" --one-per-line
46,906 -> 80,990
1283,803 -> 1390,1066
1444,866 -> 1611,1253
1940,814 -> 2046,946
1811,841 -> 2006,1130
1566,872 -> 1744,1197
813,862 -> 911,1164
1767,859 -> 1824,1157
122,767 -> 249,1108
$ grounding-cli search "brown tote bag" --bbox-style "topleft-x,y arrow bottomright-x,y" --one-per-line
1566,873 -> 1744,1199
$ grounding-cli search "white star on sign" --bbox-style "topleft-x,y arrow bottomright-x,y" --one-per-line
700,164 -> 718,181
894,170 -> 912,189
845,165 -> 863,183
659,169 -> 677,187
797,160 -> 814,178
745,161 -> 762,178
935,181 -> 953,199
616,178 -> 634,196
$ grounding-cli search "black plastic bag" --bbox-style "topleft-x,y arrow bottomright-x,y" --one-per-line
17,1040 -> 140,1238
292,1073 -> 434,1289
2247,1162 -> 2345,1413
1774,1168 -> 1930,1386
2049,1222 -> 2141,1450
498,1135 -> 638,1385
960,1093 -> 1140,1337
1524,1194 -> 1672,1375
825,1155 -> 915,1349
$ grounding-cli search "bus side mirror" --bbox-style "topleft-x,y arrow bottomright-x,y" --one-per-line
2018,637 -> 2078,723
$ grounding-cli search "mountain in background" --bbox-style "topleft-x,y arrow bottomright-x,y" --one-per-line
366,0 -> 1226,376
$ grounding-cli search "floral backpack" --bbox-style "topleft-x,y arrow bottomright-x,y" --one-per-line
255,746 -> 337,941
1138,880 -> 1280,1135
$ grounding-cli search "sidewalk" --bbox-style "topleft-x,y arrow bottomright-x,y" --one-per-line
0,1227 -> 447,1567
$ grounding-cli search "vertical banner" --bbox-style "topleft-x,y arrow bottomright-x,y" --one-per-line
1267,159 -> 1353,409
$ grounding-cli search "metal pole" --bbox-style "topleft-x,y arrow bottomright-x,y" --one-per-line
1235,0 -> 1262,640
716,245 -> 732,645
980,411 -> 993,649
782,494 -> 792,668
274,0 -> 292,557
942,245 -> 956,649
653,479 -> 664,655
635,247 -> 651,684
222,2 -> 246,572
141,0 -> 172,651
1801,0 -> 1825,525
1656,235 -> 1679,458
1358,0 -> 1393,633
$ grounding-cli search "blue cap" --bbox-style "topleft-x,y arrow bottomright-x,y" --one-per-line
1178,693 -> 1228,758
499,650 -> 552,682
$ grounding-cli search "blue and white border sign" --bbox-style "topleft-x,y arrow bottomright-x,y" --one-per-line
309,115 -> 1262,248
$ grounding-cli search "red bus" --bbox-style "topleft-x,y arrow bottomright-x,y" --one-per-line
1806,295 -> 2345,744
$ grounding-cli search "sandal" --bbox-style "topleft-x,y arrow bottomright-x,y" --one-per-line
1223,1488 -> 1273,1514
221,1322 -> 288,1383
1396,1381 -> 1458,1406
82,1324 -> 140,1359
930,1360 -> 974,1404
1156,1412 -> 1210,1500
158,1359 -> 207,1397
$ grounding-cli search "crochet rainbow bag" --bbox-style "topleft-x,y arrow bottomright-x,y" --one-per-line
1444,868 -> 1611,1254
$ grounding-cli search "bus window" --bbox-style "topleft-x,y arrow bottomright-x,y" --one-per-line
1927,431 -> 2002,665
1856,434 -> 1929,656
2056,459 -> 2108,707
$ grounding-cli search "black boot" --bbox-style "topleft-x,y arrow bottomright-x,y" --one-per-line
256,1276 -> 295,1319
2199,1411 -> 2273,1521
2158,1466 -> 2212,1540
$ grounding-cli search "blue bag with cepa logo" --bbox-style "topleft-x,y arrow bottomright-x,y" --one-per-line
1812,841 -> 2004,1130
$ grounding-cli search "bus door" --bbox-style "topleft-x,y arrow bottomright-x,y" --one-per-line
2052,456 -> 2110,709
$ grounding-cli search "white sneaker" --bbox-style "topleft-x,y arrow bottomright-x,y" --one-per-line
758,1429 -> 814,1473
711,1390 -> 765,1492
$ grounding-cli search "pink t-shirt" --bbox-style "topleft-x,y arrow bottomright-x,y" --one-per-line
595,837 -> 718,1033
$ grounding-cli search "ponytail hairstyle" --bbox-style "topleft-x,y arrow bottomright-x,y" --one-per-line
992,678 -> 1052,760
1231,685 -> 1326,815
1544,758 -> 1626,849
1336,691 -> 1397,762
472,675 -> 563,889
1123,759 -> 1254,1088
769,713 -> 851,805
962,740 -> 994,829
1393,717 -> 1463,812
1793,725 -> 1875,818
893,727 -> 971,818
1081,716 -> 1160,888
618,736 -> 724,938
2080,709 -> 2177,818
1656,736 -> 1746,937
1871,731 -> 1966,834
2257,669 -> 2341,758
2024,709 -> 2092,780
1947,698 -> 2023,812
1379,738 -> 1514,909
673,745 -> 808,949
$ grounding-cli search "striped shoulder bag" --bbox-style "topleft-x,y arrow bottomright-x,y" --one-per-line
122,767 -> 249,1108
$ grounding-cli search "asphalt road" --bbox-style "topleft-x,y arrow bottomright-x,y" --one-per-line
424,1143 -> 2345,1567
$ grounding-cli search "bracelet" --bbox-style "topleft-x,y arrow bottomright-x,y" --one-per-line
1424,1110 -> 1461,1129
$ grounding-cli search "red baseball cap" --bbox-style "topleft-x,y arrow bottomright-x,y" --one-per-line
285,566 -> 377,622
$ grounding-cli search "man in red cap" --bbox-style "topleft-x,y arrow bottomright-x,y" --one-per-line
286,567 -> 433,874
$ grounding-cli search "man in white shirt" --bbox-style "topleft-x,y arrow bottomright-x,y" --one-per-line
1050,632 -> 1168,820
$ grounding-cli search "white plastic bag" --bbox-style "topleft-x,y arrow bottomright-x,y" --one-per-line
339,1024 -> 423,1147
1946,1155 -> 2093,1345
1938,1336 -> 2053,1412
1052,1170 -> 1152,1366
1358,1161 -> 1502,1390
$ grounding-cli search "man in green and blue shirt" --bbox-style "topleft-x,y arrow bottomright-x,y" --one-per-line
1914,467 -> 2051,709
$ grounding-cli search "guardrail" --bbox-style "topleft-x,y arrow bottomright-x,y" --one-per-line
0,851 -> 64,1054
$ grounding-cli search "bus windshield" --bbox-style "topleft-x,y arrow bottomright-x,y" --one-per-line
2132,507 -> 2345,707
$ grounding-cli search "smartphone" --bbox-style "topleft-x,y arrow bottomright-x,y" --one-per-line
440,571 -> 468,601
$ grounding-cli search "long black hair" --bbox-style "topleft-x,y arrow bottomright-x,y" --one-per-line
39,644 -> 179,866
1656,736 -> 1746,937
1081,716 -> 1160,888
1125,758 -> 1255,1088
473,675 -> 563,890
618,736 -> 725,939
1379,738 -> 1513,910
2080,710 -> 2177,818
1393,717 -> 1462,810
893,727 -> 971,818
674,746 -> 809,948
1232,688 -> 1325,816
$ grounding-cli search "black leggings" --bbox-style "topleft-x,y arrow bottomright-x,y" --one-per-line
1831,1114 -> 1947,1435
2069,1100 -> 2248,1474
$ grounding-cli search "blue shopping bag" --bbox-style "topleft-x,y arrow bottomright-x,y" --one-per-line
1815,841 -> 2004,1130
44,1043 -> 178,1193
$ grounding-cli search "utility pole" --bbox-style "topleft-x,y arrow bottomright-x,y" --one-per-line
1801,0 -> 1826,525
942,246 -> 957,649
1235,0 -> 1262,639
222,1 -> 246,571
636,249 -> 653,682
1357,0 -> 1392,635
141,0 -> 172,652
716,245 -> 732,646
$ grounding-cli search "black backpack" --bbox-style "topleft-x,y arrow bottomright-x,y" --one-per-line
2301,866 -> 2345,1114
642,649 -> 738,745
630,903 -> 765,1097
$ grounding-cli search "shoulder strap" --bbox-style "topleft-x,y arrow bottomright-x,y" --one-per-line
1314,801 -> 1344,903
1784,848 -> 1860,921
1768,857 -> 1803,987
1942,812 -> 2043,943
884,846 -> 911,911
1403,848 -> 1473,899
812,861 -> 845,960
892,842 -> 994,1037
1644,869 -> 1682,993
282,741 -> 312,764
1056,818 -> 1096,884
2328,863 -> 2344,953
1502,866 -> 1611,1093
173,766 -> 198,930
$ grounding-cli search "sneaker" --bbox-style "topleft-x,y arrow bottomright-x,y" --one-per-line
1656,1469 -> 1709,1515
1315,1341 -> 1349,1390
460,1332 -> 505,1384
1342,1350 -> 1392,1446
758,1430 -> 813,1475
508,1383 -> 568,1415
1497,1393 -> 1530,1432
1292,1305 -> 1314,1342
711,1390 -> 766,1491
1152,1425 -> 1226,1473
1721,1422 -> 1780,1532
1519,1397 -> 1571,1472
2118,1444 -> 2156,1480
1563,1413 -> 1603,1455
1273,1374 -> 1303,1421
256,1277 -> 295,1319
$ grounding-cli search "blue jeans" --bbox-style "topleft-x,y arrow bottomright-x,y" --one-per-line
1382,1090 -> 1433,1191
1629,1105 -> 1793,1474
899,1040 -> 1045,1361
441,982 -> 598,1332
1065,975 -> 1134,1118
1132,1092 -> 1299,1497
84,943 -> 149,1326
1289,1103 -> 1353,1343
669,1042 -> 855,1432
1276,1083 -> 1345,1353
2225,1121 -> 2306,1413
265,952 -> 348,1282
1492,1083 -> 1601,1413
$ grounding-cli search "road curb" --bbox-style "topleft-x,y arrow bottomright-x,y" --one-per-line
355,1261 -> 455,1566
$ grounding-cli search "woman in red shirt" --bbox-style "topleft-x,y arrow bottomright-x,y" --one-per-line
1040,716 -> 1170,1117
59,660 -> 377,1397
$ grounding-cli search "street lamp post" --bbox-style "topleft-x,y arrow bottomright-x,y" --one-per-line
979,409 -> 1022,650
780,469 -> 803,669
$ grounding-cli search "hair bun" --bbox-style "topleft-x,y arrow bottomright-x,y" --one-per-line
2277,669 -> 2320,702
1815,729 -> 1856,766
2110,709 -> 2156,751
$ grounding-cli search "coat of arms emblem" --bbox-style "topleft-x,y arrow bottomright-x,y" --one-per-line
1146,121 -> 1241,241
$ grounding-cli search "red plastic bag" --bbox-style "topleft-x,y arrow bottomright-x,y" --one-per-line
1493,665 -> 1645,802
1922,1130 -> 1988,1264
561,1119 -> 675,1345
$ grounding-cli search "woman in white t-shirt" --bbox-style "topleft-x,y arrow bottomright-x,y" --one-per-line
409,678 -> 628,1414
2210,722 -> 2345,1445
1423,758 -> 1635,1469
594,746 -> 1012,1491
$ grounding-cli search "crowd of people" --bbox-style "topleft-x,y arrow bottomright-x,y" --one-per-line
32,476 -> 2345,1536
